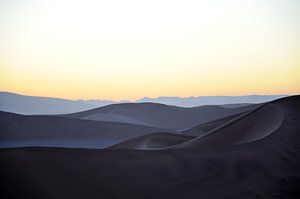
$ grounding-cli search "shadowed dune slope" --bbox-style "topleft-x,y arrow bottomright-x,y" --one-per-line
64,102 -> 258,131
174,96 -> 291,149
109,132 -> 195,150
0,111 -> 173,148
108,95 -> 299,150
183,112 -> 245,136
109,113 -> 244,150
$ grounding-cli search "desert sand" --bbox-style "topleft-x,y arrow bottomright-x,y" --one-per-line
0,111 -> 172,148
0,96 -> 299,198
64,102 -> 257,130
109,132 -> 195,150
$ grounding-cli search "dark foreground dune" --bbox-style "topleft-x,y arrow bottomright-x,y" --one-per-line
1,96 -> 300,199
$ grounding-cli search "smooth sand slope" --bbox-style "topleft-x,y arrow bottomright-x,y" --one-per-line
64,102 -> 257,130
175,99 -> 286,148
109,112 -> 247,150
1,96 -> 299,198
183,112 -> 245,136
109,132 -> 195,150
0,111 -> 172,148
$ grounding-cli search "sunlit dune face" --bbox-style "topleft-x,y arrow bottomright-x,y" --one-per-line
0,0 -> 299,100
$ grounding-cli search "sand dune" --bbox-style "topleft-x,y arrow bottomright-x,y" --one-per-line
77,112 -> 150,126
108,95 -> 298,151
0,111 -> 172,148
0,96 -> 300,198
109,132 -> 195,150
183,112 -> 244,136
64,102 -> 257,130
109,112 -> 245,150
175,99 -> 286,148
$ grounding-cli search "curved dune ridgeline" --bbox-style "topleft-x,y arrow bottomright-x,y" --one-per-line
174,101 -> 285,149
64,102 -> 257,131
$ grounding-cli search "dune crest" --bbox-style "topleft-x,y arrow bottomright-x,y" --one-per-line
65,102 -> 257,131
176,102 -> 285,148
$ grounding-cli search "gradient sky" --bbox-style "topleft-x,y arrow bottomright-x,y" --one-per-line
0,0 -> 299,100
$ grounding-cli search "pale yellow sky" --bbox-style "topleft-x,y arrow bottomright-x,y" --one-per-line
0,0 -> 300,100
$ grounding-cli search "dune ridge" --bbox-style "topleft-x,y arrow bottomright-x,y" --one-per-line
109,96 -> 297,150
175,100 -> 285,149
182,112 -> 244,136
64,102 -> 257,131
0,111 -> 173,148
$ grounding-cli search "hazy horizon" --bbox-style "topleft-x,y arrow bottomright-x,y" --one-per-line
0,90 -> 291,101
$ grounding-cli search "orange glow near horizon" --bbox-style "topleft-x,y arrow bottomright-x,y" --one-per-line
1,0 -> 300,100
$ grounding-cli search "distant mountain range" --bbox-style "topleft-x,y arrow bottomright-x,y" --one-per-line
0,92 -> 113,115
0,91 -> 288,115
137,95 -> 288,107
